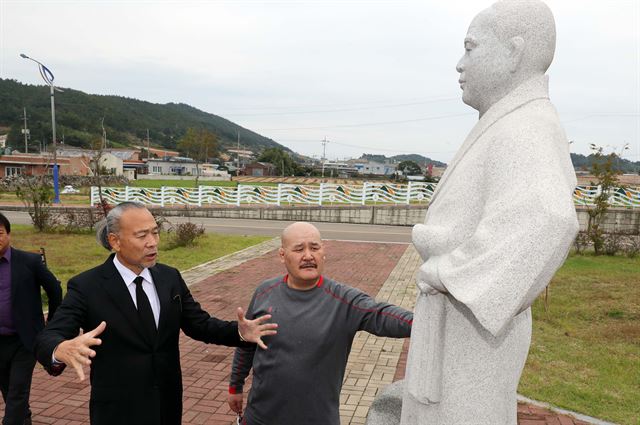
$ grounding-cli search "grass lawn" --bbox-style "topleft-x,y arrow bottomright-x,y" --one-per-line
10,224 -> 270,289
520,253 -> 640,425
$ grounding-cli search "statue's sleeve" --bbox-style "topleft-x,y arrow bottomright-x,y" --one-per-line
420,119 -> 578,337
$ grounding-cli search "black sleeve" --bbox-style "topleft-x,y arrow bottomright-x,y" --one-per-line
34,277 -> 86,371
229,291 -> 259,393
177,270 -> 249,347
33,256 -> 63,321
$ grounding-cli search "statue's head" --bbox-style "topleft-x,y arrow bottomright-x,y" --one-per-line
456,0 -> 556,116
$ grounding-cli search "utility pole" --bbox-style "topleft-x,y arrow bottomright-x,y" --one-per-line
146,129 -> 151,159
236,131 -> 240,170
321,137 -> 329,178
22,108 -> 29,153
101,117 -> 107,150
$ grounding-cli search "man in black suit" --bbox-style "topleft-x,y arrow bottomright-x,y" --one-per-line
0,212 -> 62,425
35,202 -> 277,425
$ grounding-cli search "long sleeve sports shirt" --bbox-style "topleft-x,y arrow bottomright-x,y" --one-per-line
229,275 -> 413,425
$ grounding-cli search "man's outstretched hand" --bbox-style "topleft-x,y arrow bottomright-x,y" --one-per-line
53,321 -> 106,381
228,393 -> 243,415
236,307 -> 278,350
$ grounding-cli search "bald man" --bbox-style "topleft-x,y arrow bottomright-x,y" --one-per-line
402,1 -> 578,424
228,222 -> 412,425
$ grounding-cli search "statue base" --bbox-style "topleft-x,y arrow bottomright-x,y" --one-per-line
365,380 -> 404,425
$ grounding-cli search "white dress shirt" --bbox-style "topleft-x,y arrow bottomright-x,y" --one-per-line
113,255 -> 161,326
52,255 -> 163,364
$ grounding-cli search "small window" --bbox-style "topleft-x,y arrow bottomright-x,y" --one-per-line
5,166 -> 24,176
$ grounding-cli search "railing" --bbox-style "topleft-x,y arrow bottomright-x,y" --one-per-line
90,182 -> 436,206
90,183 -> 640,208
573,185 -> 640,208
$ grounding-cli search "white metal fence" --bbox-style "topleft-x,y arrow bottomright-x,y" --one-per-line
90,183 -> 640,208
90,182 -> 436,206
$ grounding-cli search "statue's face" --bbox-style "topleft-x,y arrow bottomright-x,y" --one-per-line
456,10 -> 512,115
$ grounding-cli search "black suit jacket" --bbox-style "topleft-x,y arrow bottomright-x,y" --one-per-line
35,254 -> 248,425
9,247 -> 62,352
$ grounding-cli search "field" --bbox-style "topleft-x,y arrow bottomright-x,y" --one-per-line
10,225 -> 270,288
521,254 -> 640,424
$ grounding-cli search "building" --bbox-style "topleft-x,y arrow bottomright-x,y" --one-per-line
56,147 -> 125,176
244,162 -> 276,177
0,153 -> 90,177
354,160 -> 396,176
147,157 -> 227,177
138,147 -> 180,159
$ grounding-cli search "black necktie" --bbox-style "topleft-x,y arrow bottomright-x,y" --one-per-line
134,276 -> 157,342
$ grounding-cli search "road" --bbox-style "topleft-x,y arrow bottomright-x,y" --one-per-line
3,211 -> 413,243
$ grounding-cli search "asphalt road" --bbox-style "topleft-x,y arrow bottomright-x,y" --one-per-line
3,211 -> 413,243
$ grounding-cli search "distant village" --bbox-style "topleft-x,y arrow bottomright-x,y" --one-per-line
0,133 -> 447,182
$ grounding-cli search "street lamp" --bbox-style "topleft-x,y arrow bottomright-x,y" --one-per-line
20,53 -> 62,203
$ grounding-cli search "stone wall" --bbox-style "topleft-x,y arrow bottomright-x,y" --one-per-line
1,203 -> 637,234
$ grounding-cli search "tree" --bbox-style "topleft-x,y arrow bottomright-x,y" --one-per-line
15,171 -> 55,232
585,144 -> 628,255
177,128 -> 218,185
258,148 -> 299,176
397,160 -> 422,176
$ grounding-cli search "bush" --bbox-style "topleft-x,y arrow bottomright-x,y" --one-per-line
603,230 -> 622,256
573,231 -> 590,255
54,209 -> 99,233
167,222 -> 205,248
16,179 -> 56,232
622,235 -> 640,258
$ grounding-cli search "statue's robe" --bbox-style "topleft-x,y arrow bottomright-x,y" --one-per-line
401,76 -> 579,425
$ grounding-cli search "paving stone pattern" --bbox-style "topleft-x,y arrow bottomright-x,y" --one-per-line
1,240 -> 597,425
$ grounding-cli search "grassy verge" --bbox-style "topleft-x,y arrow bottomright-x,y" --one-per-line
10,224 -> 270,289
520,254 -> 640,425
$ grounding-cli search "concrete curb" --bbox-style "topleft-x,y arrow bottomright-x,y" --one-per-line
517,395 -> 618,425
180,237 -> 280,287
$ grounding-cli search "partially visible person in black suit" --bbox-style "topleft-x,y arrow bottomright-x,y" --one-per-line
34,202 -> 277,425
0,212 -> 62,425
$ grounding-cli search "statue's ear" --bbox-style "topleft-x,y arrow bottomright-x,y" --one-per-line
508,36 -> 525,73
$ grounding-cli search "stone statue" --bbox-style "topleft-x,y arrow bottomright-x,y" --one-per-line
367,1 -> 579,424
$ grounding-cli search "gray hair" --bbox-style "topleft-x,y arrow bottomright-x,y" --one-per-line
96,201 -> 147,251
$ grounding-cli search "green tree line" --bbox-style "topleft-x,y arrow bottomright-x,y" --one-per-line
0,78 -> 287,153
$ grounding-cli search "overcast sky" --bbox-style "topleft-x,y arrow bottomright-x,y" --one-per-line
1,0 -> 638,164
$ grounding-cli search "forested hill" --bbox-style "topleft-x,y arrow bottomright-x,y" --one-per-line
571,152 -> 639,174
361,153 -> 447,167
0,78 -> 288,153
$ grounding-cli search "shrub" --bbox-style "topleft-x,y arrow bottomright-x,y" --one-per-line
573,231 -> 590,255
622,235 -> 640,258
16,179 -> 56,232
167,222 -> 205,248
603,230 -> 622,256
55,209 -> 99,233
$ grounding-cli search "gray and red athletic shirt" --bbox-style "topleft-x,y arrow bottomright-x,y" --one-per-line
229,274 -> 413,425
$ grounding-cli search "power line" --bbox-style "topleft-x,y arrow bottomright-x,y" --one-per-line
224,97 -> 459,116
259,112 -> 475,131
220,95 -> 458,112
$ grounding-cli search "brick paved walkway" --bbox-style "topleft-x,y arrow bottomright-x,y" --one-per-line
1,240 -> 602,425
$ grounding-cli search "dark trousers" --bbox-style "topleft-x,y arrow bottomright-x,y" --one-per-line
0,335 -> 35,425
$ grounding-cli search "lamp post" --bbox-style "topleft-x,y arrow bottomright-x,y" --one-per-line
20,53 -> 61,203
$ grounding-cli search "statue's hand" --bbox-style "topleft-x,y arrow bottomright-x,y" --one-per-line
417,281 -> 446,296
417,262 -> 448,294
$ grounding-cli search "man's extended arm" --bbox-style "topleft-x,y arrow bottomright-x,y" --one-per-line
335,284 -> 413,337
34,277 -> 93,378
176,269 -> 276,348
